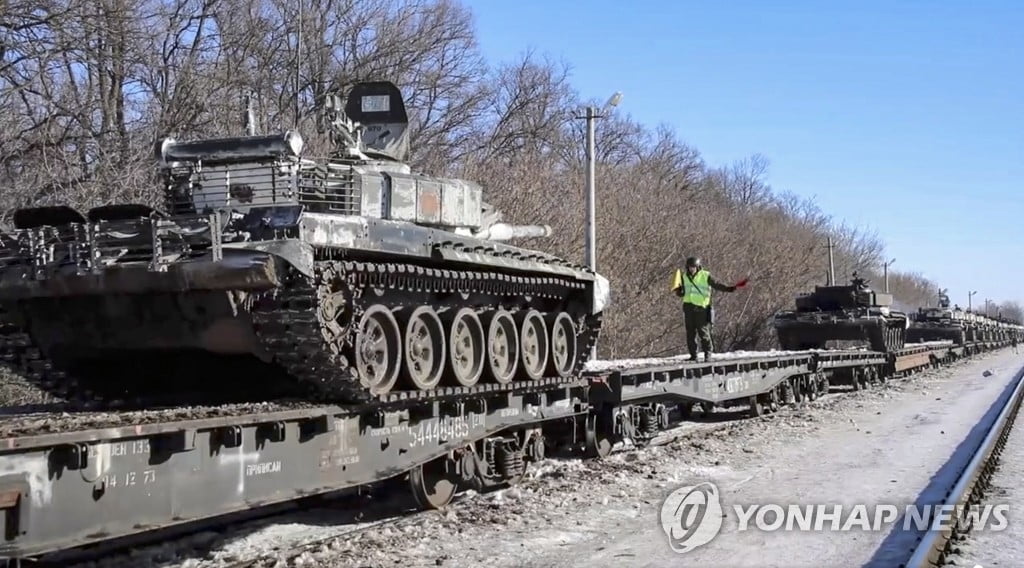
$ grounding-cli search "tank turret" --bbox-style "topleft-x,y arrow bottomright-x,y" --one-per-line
0,81 -> 608,407
772,273 -> 909,352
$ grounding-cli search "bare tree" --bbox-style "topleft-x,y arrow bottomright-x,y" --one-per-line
0,0 -> 1008,357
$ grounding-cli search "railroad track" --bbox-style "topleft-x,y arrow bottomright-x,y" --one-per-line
899,362 -> 1024,567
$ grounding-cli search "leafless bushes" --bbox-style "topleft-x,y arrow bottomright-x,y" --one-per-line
0,0 -> 1000,355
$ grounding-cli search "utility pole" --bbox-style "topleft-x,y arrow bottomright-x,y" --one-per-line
826,238 -> 835,285
882,258 -> 896,293
294,0 -> 302,127
577,92 -> 622,273
968,290 -> 977,312
985,298 -> 991,316
243,90 -> 257,136
584,105 -> 597,271
576,92 -> 621,361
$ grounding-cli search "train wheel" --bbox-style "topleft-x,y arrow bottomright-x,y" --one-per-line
792,377 -> 805,403
584,410 -> 614,458
409,455 -> 458,510
516,309 -> 549,380
401,306 -> 446,390
446,308 -> 485,387
546,312 -> 577,378
484,310 -> 518,384
748,396 -> 763,417
353,305 -> 402,394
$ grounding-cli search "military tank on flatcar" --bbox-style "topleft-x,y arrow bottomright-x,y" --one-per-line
773,273 -> 909,353
906,289 -> 968,345
0,81 -> 609,405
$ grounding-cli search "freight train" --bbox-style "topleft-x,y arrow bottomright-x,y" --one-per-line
906,289 -> 1020,345
0,81 -> 1022,564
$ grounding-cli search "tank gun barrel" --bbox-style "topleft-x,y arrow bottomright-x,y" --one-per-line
473,223 -> 552,241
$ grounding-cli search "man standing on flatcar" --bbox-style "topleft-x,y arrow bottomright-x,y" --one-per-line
671,257 -> 748,361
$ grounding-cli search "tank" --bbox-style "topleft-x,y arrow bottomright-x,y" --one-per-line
772,273 -> 909,353
0,81 -> 609,406
906,290 -> 968,345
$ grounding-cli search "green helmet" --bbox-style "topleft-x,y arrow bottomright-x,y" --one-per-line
686,257 -> 701,268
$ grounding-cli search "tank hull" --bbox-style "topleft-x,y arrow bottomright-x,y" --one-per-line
773,312 -> 908,352
906,324 -> 967,345
0,212 -> 606,405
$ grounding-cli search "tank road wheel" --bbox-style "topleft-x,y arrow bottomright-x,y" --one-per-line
546,312 -> 578,378
516,309 -> 549,380
354,305 -> 402,395
409,455 -> 458,510
401,306 -> 446,391
485,310 -> 518,384
446,308 -> 485,387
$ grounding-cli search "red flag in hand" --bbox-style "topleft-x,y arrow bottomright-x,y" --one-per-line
735,278 -> 749,289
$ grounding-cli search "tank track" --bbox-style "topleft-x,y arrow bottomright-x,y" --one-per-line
865,321 -> 906,352
250,259 -> 601,404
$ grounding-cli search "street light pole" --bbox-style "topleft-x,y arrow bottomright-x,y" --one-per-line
584,105 -> 597,271
578,92 -> 622,272
882,258 -> 896,293
968,290 -> 977,312
577,92 -> 621,361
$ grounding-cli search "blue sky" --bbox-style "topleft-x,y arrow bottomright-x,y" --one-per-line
463,0 -> 1023,309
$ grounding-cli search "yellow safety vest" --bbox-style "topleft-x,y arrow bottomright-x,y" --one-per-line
672,268 -> 712,308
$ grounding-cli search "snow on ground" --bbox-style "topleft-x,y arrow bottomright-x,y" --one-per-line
945,366 -> 1024,568
241,349 -> 1021,568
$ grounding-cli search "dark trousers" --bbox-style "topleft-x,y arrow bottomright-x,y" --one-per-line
684,302 -> 713,357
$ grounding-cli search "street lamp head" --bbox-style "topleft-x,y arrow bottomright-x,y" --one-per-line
605,92 -> 623,108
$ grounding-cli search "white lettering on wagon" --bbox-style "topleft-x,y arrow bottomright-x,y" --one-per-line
408,414 -> 485,448
246,461 -> 282,477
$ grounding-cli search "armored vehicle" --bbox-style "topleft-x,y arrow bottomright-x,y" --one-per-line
0,81 -> 608,405
906,290 -> 968,345
773,273 -> 909,353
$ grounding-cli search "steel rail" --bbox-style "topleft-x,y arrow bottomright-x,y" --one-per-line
901,362 -> 1024,567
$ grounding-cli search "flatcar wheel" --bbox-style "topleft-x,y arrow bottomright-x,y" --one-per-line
401,306 -> 445,390
446,308 -> 484,387
409,456 -> 458,510
584,410 -> 613,459
546,312 -> 577,378
485,310 -> 518,384
353,305 -> 402,394
516,309 -> 549,380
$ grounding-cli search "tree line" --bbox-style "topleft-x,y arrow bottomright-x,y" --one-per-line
2,0 -> 1020,358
